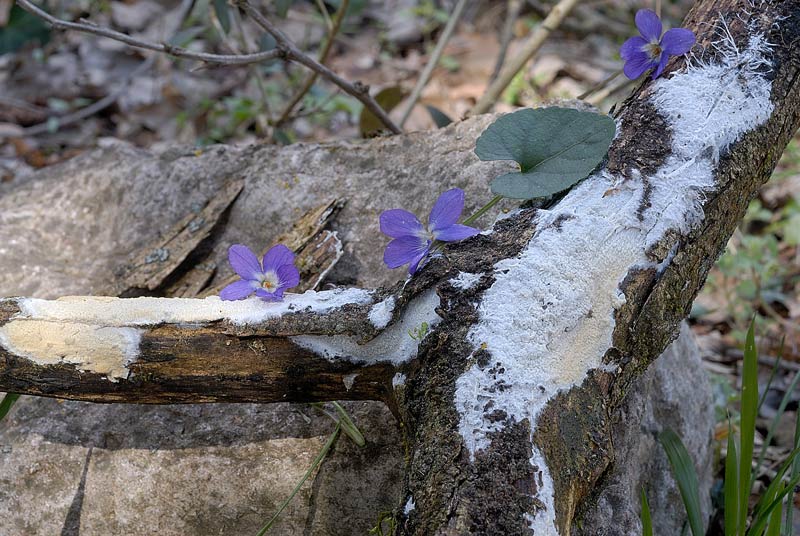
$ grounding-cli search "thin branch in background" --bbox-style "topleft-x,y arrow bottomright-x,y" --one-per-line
314,0 -> 334,32
16,0 -> 281,66
237,0 -> 402,134
276,0 -> 350,127
21,57 -> 155,137
468,0 -> 582,116
576,68 -> 622,100
586,75 -> 634,107
18,0 -> 196,137
396,0 -> 468,129
490,0 -> 523,84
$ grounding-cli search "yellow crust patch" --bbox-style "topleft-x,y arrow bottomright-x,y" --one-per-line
0,320 -> 142,381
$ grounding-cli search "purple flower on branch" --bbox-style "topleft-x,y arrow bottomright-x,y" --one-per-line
620,9 -> 695,80
220,244 -> 300,301
380,188 -> 479,275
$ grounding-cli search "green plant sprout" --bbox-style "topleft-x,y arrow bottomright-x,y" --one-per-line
644,320 -> 800,536
408,322 -> 429,341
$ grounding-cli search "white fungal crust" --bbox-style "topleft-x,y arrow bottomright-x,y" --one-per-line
1,288 -> 374,380
404,496 -> 416,515
14,288 -> 373,326
449,272 -> 482,291
454,28 -> 775,533
368,296 -> 396,329
0,320 -> 141,381
291,289 -> 440,364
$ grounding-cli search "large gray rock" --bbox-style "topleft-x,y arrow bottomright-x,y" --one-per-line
578,322 -> 715,535
0,115 -> 714,534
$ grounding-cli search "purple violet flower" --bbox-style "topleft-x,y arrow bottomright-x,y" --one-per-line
380,188 -> 480,275
219,243 -> 300,302
620,9 -> 695,80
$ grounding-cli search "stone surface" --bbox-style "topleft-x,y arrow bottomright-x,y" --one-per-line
578,322 -> 715,535
0,114 -> 713,534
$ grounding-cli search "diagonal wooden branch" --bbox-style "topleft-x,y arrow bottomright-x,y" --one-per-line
236,0 -> 402,134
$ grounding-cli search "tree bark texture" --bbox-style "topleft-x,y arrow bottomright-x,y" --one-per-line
0,0 -> 798,534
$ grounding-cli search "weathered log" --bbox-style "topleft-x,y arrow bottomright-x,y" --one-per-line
0,0 -> 798,534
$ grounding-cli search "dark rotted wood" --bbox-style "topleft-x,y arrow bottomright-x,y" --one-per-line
0,319 -> 396,404
112,178 -> 244,296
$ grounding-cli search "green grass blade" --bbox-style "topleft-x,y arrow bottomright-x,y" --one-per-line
740,319 -> 760,535
753,447 -> 800,521
758,337 -> 784,414
331,401 -> 365,447
750,473 -> 800,536
765,482 -> 785,536
0,393 -> 20,421
255,423 -> 341,536
784,409 -> 800,535
660,428 -> 705,536
641,487 -> 653,536
755,370 -> 800,479
726,419 -> 740,536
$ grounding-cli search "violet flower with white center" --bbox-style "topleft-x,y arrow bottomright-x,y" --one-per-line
380,188 -> 480,275
219,243 -> 300,302
620,9 -> 695,80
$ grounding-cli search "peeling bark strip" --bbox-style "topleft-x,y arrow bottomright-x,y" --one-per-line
0,0 -> 798,533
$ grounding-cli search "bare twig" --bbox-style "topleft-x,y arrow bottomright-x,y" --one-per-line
490,0 -> 523,84
397,0 -> 468,129
21,57 -> 155,136
576,68 -> 622,101
237,0 -> 402,134
18,0 -> 195,137
469,0 -> 581,116
276,0 -> 350,127
16,0 -> 281,66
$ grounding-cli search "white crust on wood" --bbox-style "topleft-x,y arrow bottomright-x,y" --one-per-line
455,28 -> 775,533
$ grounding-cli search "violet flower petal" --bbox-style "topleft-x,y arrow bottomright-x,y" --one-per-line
433,224 -> 480,242
276,263 -> 301,291
635,9 -> 662,42
262,244 -> 295,272
255,288 -> 280,301
408,251 -> 428,275
380,209 -> 425,238
661,28 -> 695,55
220,279 -> 256,301
428,188 -> 465,233
623,52 -> 654,80
228,244 -> 263,280
383,236 -> 430,269
620,36 -> 647,61
652,53 -> 670,79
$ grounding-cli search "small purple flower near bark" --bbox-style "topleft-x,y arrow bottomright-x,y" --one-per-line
620,9 -> 695,80
380,188 -> 480,275
220,244 -> 300,302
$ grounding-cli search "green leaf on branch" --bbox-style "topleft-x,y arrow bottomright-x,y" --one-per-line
475,107 -> 615,200
212,0 -> 231,33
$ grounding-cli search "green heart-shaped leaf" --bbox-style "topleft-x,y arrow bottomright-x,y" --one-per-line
475,107 -> 615,200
